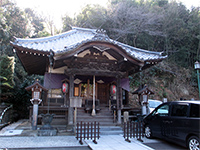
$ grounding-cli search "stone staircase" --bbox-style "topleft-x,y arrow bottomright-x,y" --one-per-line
77,106 -> 123,135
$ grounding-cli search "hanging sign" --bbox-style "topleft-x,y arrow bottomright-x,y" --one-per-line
70,97 -> 82,108
62,82 -> 69,93
110,84 -> 117,95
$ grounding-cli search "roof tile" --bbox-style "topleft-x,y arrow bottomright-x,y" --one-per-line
11,27 -> 167,61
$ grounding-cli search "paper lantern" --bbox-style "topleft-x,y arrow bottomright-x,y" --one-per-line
110,84 -> 117,95
62,82 -> 69,93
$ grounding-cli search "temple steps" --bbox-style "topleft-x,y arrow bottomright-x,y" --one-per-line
40,106 -> 123,135
77,106 -> 117,126
77,106 -> 123,135
100,126 -> 123,135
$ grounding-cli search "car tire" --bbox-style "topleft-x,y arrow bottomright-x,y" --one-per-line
188,136 -> 199,150
145,126 -> 152,139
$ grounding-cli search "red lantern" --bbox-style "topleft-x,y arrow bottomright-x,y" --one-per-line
62,82 -> 69,93
110,84 -> 116,95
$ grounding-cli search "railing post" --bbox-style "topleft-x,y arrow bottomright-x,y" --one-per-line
76,122 -> 79,140
87,122 -> 90,139
93,121 -> 97,144
79,121 -> 83,145
133,122 -> 136,138
124,121 -> 126,139
125,121 -> 131,143
130,121 -> 133,138
142,122 -> 144,138
84,122 -> 86,139
97,122 -> 100,139
90,122 -> 93,139
136,121 -> 138,139
137,121 -> 143,142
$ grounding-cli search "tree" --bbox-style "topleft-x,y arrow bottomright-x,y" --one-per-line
62,4 -> 108,32
0,0 -> 50,118
0,55 -> 14,102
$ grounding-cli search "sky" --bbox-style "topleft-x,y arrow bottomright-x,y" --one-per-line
13,0 -> 200,30
13,0 -> 109,29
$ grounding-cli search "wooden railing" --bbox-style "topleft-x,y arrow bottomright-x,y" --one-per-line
124,121 -> 144,142
76,121 -> 100,145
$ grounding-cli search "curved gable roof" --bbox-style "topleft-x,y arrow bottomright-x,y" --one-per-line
11,27 -> 167,62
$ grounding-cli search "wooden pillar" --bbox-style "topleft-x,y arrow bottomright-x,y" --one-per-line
87,79 -> 90,99
117,77 -> 122,124
91,75 -> 96,116
68,74 -> 74,125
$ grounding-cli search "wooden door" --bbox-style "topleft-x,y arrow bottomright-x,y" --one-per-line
97,83 -> 108,105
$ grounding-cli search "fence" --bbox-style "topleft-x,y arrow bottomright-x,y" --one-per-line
76,121 -> 100,145
124,121 -> 144,142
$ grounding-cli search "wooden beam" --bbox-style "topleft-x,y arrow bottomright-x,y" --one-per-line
65,68 -> 126,78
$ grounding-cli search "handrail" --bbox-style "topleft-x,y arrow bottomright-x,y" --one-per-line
0,105 -> 13,124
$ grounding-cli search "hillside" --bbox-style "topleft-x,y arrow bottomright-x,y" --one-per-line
129,60 -> 198,107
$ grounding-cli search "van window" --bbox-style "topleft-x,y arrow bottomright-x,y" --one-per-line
171,104 -> 188,117
190,104 -> 200,117
153,104 -> 169,116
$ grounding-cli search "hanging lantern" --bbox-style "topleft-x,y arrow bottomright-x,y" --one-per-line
62,82 -> 69,93
110,84 -> 117,95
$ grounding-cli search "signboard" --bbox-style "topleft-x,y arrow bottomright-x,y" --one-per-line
70,97 -> 82,108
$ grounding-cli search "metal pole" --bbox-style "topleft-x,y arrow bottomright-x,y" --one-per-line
197,70 -> 200,100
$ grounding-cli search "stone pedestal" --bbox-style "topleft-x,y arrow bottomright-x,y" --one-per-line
142,105 -> 147,115
30,99 -> 42,130
38,113 -> 57,136
117,109 -> 121,124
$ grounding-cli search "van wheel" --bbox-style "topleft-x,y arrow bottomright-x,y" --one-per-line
188,136 -> 199,150
145,126 -> 152,138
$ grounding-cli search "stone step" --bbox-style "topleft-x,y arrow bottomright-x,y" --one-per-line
77,115 -> 113,118
77,106 -> 118,127
77,112 -> 112,115
100,126 -> 123,135
78,110 -> 111,113
51,119 -> 67,125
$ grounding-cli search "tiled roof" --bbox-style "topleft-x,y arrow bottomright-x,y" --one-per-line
11,27 -> 167,62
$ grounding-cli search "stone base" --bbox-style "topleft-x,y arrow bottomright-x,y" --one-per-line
38,128 -> 57,136
66,124 -> 74,133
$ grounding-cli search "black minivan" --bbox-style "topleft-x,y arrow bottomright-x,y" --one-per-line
143,101 -> 200,150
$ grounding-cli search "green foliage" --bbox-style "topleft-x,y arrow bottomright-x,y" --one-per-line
62,0 -> 200,69
62,15 -> 75,32
0,55 -> 14,103
0,55 -> 14,86
0,0 -> 50,118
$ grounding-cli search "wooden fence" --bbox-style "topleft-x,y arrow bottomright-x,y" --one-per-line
76,121 -> 100,144
124,121 -> 144,142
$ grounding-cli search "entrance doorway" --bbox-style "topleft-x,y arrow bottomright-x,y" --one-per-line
97,83 -> 109,105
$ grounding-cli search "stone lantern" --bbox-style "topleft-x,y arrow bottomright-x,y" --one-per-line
25,79 -> 47,130
132,84 -> 154,116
